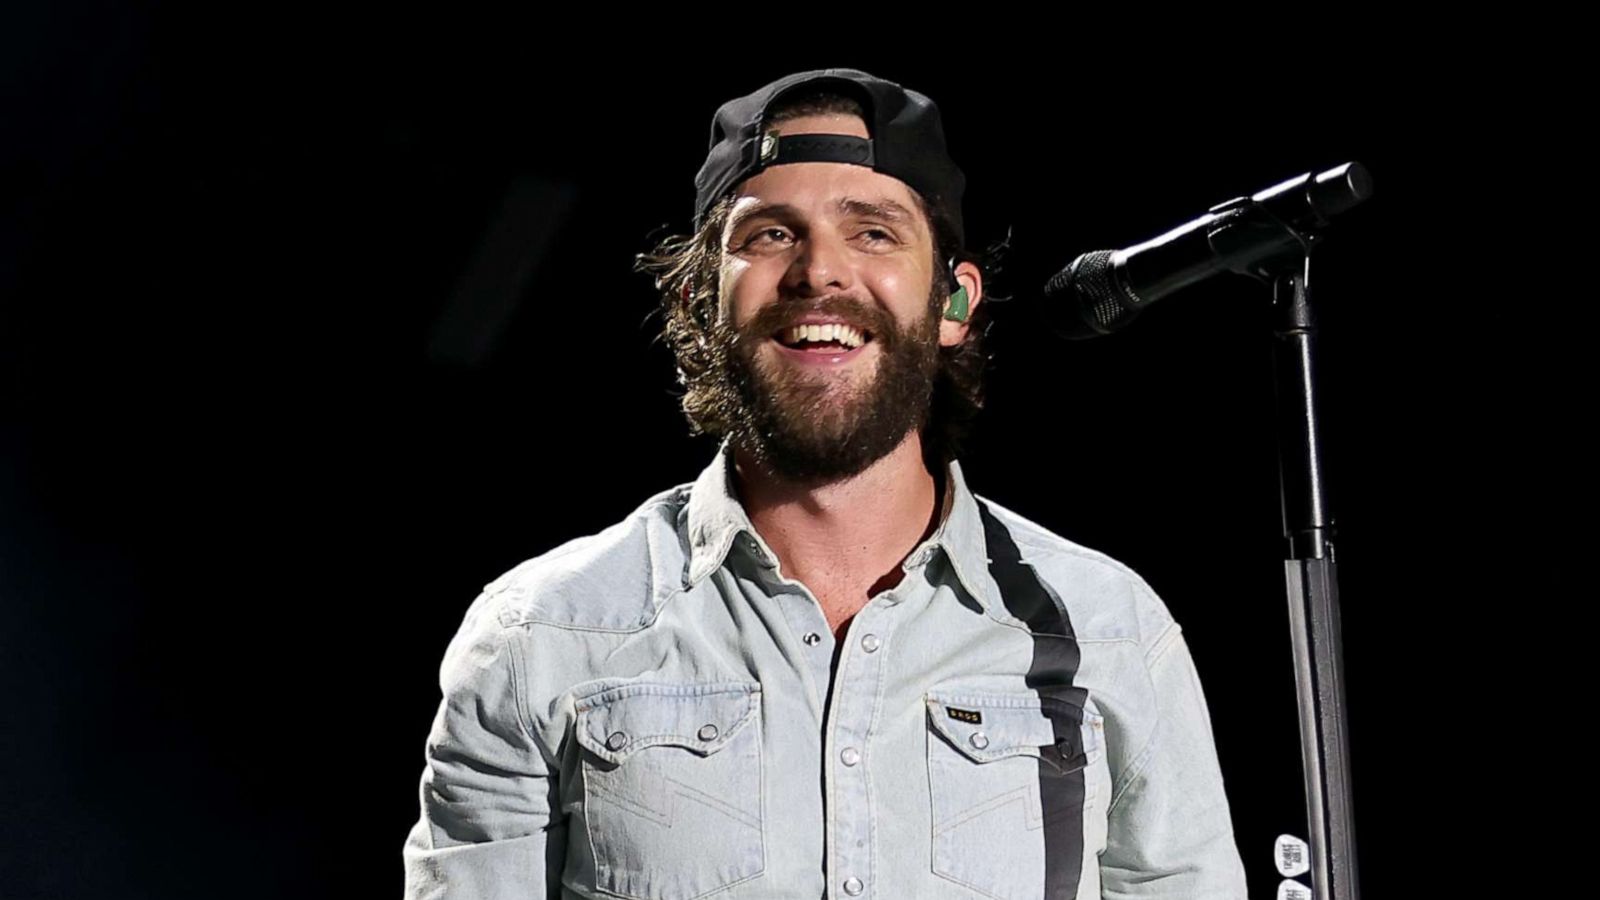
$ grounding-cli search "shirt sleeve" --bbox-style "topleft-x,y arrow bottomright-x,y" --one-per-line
402,605 -> 565,899
1100,623 -> 1248,899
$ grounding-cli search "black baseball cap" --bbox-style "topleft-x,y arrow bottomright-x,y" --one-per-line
693,68 -> 966,248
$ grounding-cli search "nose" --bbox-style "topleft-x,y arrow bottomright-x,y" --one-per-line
781,229 -> 854,297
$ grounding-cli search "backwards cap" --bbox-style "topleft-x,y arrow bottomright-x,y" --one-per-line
693,68 -> 966,248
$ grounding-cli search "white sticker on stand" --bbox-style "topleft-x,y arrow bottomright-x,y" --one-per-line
1276,878 -> 1313,900
1274,833 -> 1311,877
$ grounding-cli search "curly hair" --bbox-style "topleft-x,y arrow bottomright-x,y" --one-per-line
636,88 -> 1003,466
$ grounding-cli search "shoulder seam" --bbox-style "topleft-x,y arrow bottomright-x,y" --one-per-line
1144,619 -> 1183,666
1107,621 -> 1185,814
501,626 -> 561,771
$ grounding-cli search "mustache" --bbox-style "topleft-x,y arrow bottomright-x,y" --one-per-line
739,295 -> 893,343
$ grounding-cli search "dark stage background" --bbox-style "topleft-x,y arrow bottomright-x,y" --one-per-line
3,13 -> 1533,900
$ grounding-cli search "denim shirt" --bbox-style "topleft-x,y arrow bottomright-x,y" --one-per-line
403,443 -> 1247,899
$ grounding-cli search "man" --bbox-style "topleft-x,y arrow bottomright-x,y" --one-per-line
403,68 -> 1247,899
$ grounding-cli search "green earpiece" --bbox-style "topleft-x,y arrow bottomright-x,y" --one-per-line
944,284 -> 969,323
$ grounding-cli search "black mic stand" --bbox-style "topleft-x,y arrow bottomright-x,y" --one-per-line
1047,164 -> 1369,899
1262,236 -> 1360,900
1136,176 -> 1365,900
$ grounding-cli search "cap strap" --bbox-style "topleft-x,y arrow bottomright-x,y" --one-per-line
757,131 -> 875,169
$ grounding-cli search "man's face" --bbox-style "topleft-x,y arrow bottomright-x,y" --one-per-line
709,113 -> 949,483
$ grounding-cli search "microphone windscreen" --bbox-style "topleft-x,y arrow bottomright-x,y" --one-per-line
1044,250 -> 1138,340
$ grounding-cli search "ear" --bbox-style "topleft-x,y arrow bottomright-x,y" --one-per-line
938,261 -> 984,348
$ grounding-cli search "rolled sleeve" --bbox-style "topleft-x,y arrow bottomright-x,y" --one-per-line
1101,624 -> 1248,899
403,608 -> 564,899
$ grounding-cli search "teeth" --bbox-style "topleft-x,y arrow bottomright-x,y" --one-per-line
783,323 -> 865,349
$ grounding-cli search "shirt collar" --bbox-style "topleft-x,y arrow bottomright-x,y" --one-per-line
683,440 -> 994,610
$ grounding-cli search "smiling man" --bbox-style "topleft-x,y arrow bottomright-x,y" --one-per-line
403,69 -> 1248,899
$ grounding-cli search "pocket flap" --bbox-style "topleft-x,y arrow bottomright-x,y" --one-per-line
925,686 -> 1101,773
575,681 -> 761,765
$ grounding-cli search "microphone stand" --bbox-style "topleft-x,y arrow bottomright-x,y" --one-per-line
1267,246 -> 1360,900
1048,163 -> 1370,899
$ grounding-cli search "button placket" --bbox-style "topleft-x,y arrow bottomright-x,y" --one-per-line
769,582 -> 837,723
823,601 -> 896,900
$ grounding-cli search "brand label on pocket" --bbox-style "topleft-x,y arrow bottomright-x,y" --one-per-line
946,706 -> 982,724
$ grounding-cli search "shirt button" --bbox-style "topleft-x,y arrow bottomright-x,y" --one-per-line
606,731 -> 628,751
969,731 -> 989,750
860,633 -> 881,652
840,746 -> 861,766
843,876 -> 864,895
698,723 -> 719,741
802,632 -> 822,646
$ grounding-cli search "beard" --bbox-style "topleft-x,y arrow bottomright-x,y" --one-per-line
693,283 -> 944,484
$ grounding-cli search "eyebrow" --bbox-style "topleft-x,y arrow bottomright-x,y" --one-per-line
727,196 -> 922,238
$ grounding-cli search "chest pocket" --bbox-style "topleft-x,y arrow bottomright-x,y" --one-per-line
925,686 -> 1103,900
574,681 -> 765,900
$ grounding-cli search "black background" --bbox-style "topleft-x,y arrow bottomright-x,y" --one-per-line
3,10 -> 1536,899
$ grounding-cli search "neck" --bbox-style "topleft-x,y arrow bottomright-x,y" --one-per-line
731,432 -> 945,602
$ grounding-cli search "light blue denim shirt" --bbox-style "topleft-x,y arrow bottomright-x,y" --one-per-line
403,443 -> 1247,899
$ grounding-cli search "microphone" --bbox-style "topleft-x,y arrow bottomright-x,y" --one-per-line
1044,162 -> 1373,339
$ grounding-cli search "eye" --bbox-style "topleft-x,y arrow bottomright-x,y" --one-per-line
743,227 -> 793,248
857,228 -> 898,246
